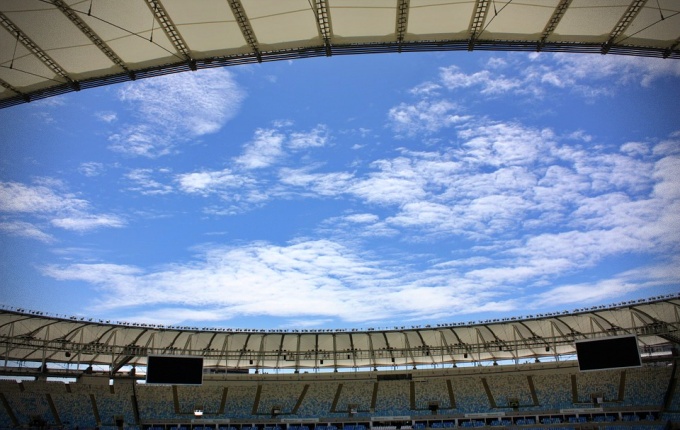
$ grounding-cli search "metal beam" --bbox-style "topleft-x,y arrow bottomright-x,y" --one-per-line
538,0 -> 572,51
314,0 -> 333,56
227,0 -> 261,62
468,0 -> 490,51
0,11 -> 77,89
396,0 -> 410,48
144,0 -> 193,65
50,0 -> 133,77
602,0 -> 647,54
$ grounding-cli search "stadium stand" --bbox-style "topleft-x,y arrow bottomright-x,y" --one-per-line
1,361 -> 676,429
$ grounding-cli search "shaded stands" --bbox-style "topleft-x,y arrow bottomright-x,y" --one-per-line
0,363 -> 676,429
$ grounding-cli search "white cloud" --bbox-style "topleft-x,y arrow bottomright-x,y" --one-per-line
0,182 -> 88,214
112,69 -> 245,157
0,181 -> 124,234
387,100 -> 470,136
344,213 -> 379,224
422,54 -> 680,102
126,169 -> 174,195
235,128 -> 286,169
0,221 -> 55,243
95,111 -> 117,123
288,125 -> 329,149
440,65 -> 521,94
51,214 -> 126,232
78,162 -> 105,177
279,168 -> 354,196
108,124 -> 173,158
176,168 -> 251,195
42,239 -> 526,325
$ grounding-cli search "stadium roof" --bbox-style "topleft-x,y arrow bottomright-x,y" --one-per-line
1,0 -> 679,108
0,295 -> 678,373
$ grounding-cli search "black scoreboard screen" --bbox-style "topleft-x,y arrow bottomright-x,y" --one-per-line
575,335 -> 641,372
146,356 -> 203,385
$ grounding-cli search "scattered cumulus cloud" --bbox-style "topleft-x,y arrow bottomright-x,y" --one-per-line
0,221 -> 55,243
125,169 -> 174,195
95,111 -> 117,123
0,180 -> 125,234
110,69 -> 245,157
235,128 -> 286,169
78,162 -> 105,177
388,100 -> 471,137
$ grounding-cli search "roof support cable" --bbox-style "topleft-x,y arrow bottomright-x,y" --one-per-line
9,30 -> 19,69
479,0 -> 514,37
87,0 -> 93,16
656,0 -> 665,20
149,2 -> 156,43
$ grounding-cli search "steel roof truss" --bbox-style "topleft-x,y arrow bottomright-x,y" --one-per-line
144,0 -> 193,64
467,0 -> 490,51
538,0 -> 572,51
227,0 -> 261,62
0,11 -> 76,88
51,0 -> 131,74
602,0 -> 647,54
314,0 -> 332,56
396,0 -> 409,46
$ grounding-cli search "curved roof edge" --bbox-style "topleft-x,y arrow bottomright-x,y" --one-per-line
1,41 -> 679,110
1,295 -> 678,372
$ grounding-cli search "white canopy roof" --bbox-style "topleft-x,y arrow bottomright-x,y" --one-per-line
1,0 -> 679,108
0,295 -> 677,373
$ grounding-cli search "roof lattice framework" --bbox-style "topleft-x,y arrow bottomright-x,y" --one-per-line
1,0 -> 679,108
1,296 -> 678,373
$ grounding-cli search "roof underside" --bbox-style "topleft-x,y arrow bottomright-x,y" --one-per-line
1,0 -> 679,108
1,297 -> 678,372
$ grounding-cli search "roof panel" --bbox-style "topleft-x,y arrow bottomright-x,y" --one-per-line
480,0 -> 560,42
552,0 -> 631,42
406,0 -> 474,41
625,4 -> 680,48
244,0 -> 320,50
330,0 -> 397,42
162,0 -> 249,56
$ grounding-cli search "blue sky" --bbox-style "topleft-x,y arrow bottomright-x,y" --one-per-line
1,51 -> 679,330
